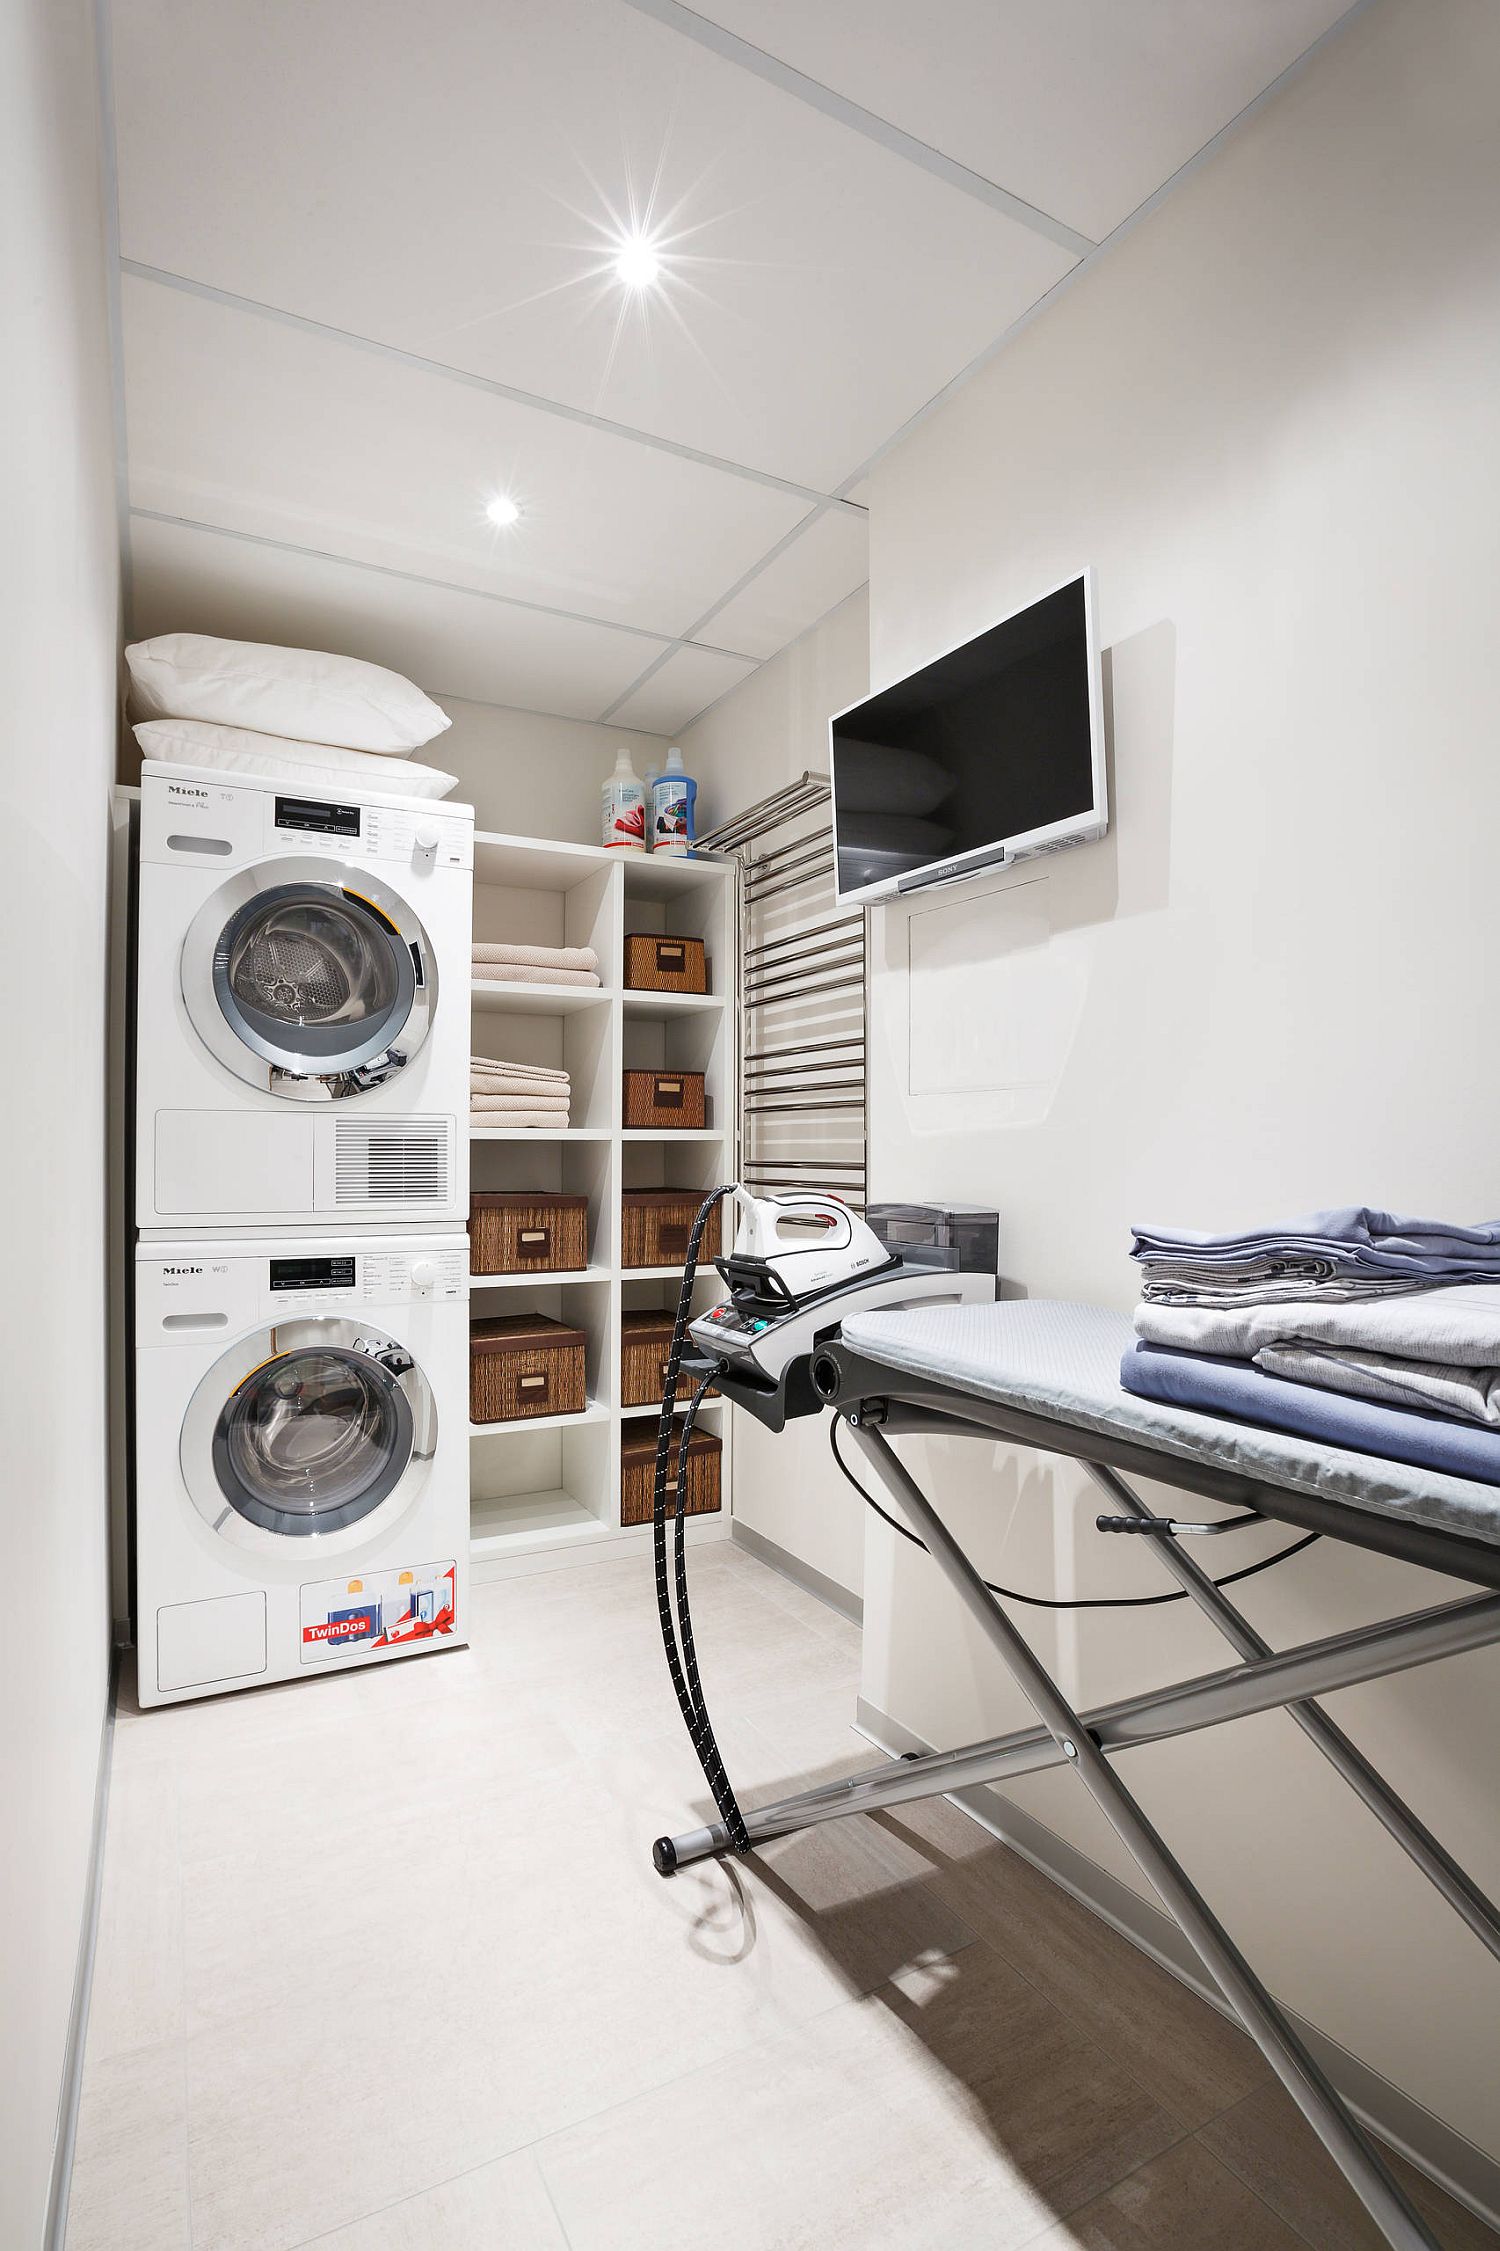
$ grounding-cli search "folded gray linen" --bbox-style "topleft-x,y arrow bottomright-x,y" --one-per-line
1132,1207 -> 1500,1284
472,961 -> 600,987
1136,1285 -> 1500,1425
472,941 -> 599,972
1138,1262 -> 1421,1308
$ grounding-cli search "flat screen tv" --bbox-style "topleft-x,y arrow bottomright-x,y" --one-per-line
829,570 -> 1106,905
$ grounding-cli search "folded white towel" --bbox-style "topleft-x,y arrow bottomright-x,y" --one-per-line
472,961 -> 601,988
473,941 -> 600,973
471,1100 -> 571,1119
470,1054 -> 569,1082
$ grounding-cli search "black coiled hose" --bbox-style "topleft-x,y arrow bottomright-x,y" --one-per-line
652,1187 -> 750,1854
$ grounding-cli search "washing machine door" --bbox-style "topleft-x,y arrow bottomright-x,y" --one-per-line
181,1319 -> 437,1548
180,858 -> 437,1101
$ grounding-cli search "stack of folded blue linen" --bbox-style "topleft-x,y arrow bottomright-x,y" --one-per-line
1120,1208 -> 1500,1483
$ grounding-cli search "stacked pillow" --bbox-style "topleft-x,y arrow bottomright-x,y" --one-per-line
126,633 -> 460,799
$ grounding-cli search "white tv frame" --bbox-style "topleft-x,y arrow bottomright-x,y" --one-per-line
828,565 -> 1108,907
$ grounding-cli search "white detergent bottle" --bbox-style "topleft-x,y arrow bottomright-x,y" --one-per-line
650,745 -> 696,856
602,748 -> 647,852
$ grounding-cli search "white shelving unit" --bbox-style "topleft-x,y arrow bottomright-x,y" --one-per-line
466,832 -> 735,1580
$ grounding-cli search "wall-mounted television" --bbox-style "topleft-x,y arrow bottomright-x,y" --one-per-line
830,570 -> 1107,905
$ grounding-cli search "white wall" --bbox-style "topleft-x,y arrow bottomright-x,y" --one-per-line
862,0 -> 1500,2162
683,590 -> 871,1600
345,696 -> 666,846
0,1 -> 122,2243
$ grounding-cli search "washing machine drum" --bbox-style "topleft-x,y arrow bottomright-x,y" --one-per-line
181,859 -> 437,1100
182,1320 -> 437,1544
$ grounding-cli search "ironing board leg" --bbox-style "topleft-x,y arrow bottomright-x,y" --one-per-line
1082,1458 -> 1500,1967
847,1421 -> 1442,2251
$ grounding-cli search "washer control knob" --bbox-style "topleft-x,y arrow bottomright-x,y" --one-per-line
413,821 -> 441,865
409,1258 -> 439,1292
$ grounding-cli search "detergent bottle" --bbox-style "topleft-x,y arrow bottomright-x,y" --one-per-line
602,748 -> 647,852
649,746 -> 696,856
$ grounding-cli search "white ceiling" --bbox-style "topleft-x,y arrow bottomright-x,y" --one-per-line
109,0 -> 1358,737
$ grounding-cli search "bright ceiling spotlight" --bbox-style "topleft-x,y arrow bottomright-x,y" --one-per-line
613,234 -> 662,292
485,493 -> 520,528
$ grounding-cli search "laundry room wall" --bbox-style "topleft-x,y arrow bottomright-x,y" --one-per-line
858,0 -> 1500,2178
681,587 -> 871,1604
1,1 -> 122,2245
436,697 -> 665,842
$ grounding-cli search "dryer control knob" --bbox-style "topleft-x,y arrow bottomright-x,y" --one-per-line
409,1258 -> 439,1291
413,822 -> 441,863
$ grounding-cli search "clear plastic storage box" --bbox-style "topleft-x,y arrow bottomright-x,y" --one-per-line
866,1202 -> 998,1275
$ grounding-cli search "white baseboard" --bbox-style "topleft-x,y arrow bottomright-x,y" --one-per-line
44,1660 -> 118,2251
731,1520 -> 862,1624
856,1696 -> 1500,2236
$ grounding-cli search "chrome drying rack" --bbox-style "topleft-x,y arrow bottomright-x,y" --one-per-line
696,773 -> 866,1211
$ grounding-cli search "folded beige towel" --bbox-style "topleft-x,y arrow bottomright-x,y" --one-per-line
473,941 -> 600,973
470,1055 -> 569,1083
471,1078 -> 571,1100
472,961 -> 601,988
471,1104 -> 571,1127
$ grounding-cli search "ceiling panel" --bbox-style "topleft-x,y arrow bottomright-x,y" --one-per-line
121,273 -> 807,644
699,505 -> 868,659
605,644 -> 758,733
110,0 -> 1074,492
127,514 -> 668,722
684,0 -> 1354,242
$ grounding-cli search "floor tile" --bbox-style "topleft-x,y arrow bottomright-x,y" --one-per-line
891,1793 -> 1269,2130
1024,2134 -> 1303,2250
64,2038 -> 190,2251
537,1941 -> 1183,2250
1200,2082 -> 1500,2251
290,2149 -> 567,2250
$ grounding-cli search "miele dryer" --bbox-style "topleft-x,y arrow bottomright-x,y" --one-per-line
135,762 -> 473,1233
134,1233 -> 470,1706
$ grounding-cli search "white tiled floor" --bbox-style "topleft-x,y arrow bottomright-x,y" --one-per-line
67,1543 -> 1495,2250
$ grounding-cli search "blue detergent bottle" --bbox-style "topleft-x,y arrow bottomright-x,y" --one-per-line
650,746 -> 696,856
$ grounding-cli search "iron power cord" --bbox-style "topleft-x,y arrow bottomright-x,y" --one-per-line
653,1187 -> 751,1854
829,1415 -> 1320,1609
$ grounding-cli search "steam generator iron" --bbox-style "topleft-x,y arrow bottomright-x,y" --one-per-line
688,1190 -> 996,1429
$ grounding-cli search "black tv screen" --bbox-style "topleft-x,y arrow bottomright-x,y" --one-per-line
830,572 -> 1105,903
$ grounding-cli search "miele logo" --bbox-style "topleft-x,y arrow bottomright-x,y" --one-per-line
166,783 -> 209,800
163,1265 -> 203,1276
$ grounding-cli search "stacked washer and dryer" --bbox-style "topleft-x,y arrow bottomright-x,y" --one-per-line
132,763 -> 475,1705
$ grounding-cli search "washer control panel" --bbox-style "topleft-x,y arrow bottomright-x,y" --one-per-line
141,767 -> 473,872
138,1245 -> 469,1337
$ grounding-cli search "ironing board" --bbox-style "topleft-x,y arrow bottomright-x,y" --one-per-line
656,1301 -> 1500,2251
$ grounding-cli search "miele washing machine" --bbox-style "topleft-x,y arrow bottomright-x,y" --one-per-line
134,1232 -> 470,1706
135,761 -> 473,1235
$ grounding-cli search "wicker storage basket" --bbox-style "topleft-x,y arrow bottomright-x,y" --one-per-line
470,1314 -> 587,1422
620,1428 -> 722,1525
470,1192 -> 588,1275
624,933 -> 708,993
621,1310 -> 719,1408
623,1068 -> 707,1130
621,1190 -> 721,1269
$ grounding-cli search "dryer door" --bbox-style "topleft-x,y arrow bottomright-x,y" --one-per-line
180,858 -> 437,1101
181,1319 -> 437,1549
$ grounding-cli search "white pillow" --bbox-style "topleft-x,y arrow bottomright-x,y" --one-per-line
133,719 -> 459,801
126,633 -> 451,753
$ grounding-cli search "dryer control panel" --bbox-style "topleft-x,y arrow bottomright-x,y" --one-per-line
138,1243 -> 469,1338
140,765 -> 474,873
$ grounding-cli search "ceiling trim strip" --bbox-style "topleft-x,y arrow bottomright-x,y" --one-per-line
127,507 -> 762,663
620,0 -> 1097,260
120,260 -> 867,517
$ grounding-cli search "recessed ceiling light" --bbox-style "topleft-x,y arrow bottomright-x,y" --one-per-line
485,493 -> 520,528
613,235 -> 661,292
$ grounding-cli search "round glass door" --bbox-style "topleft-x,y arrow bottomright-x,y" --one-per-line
181,859 -> 436,1100
182,1320 -> 437,1547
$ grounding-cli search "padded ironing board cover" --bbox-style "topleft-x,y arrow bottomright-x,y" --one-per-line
839,1300 -> 1500,1550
